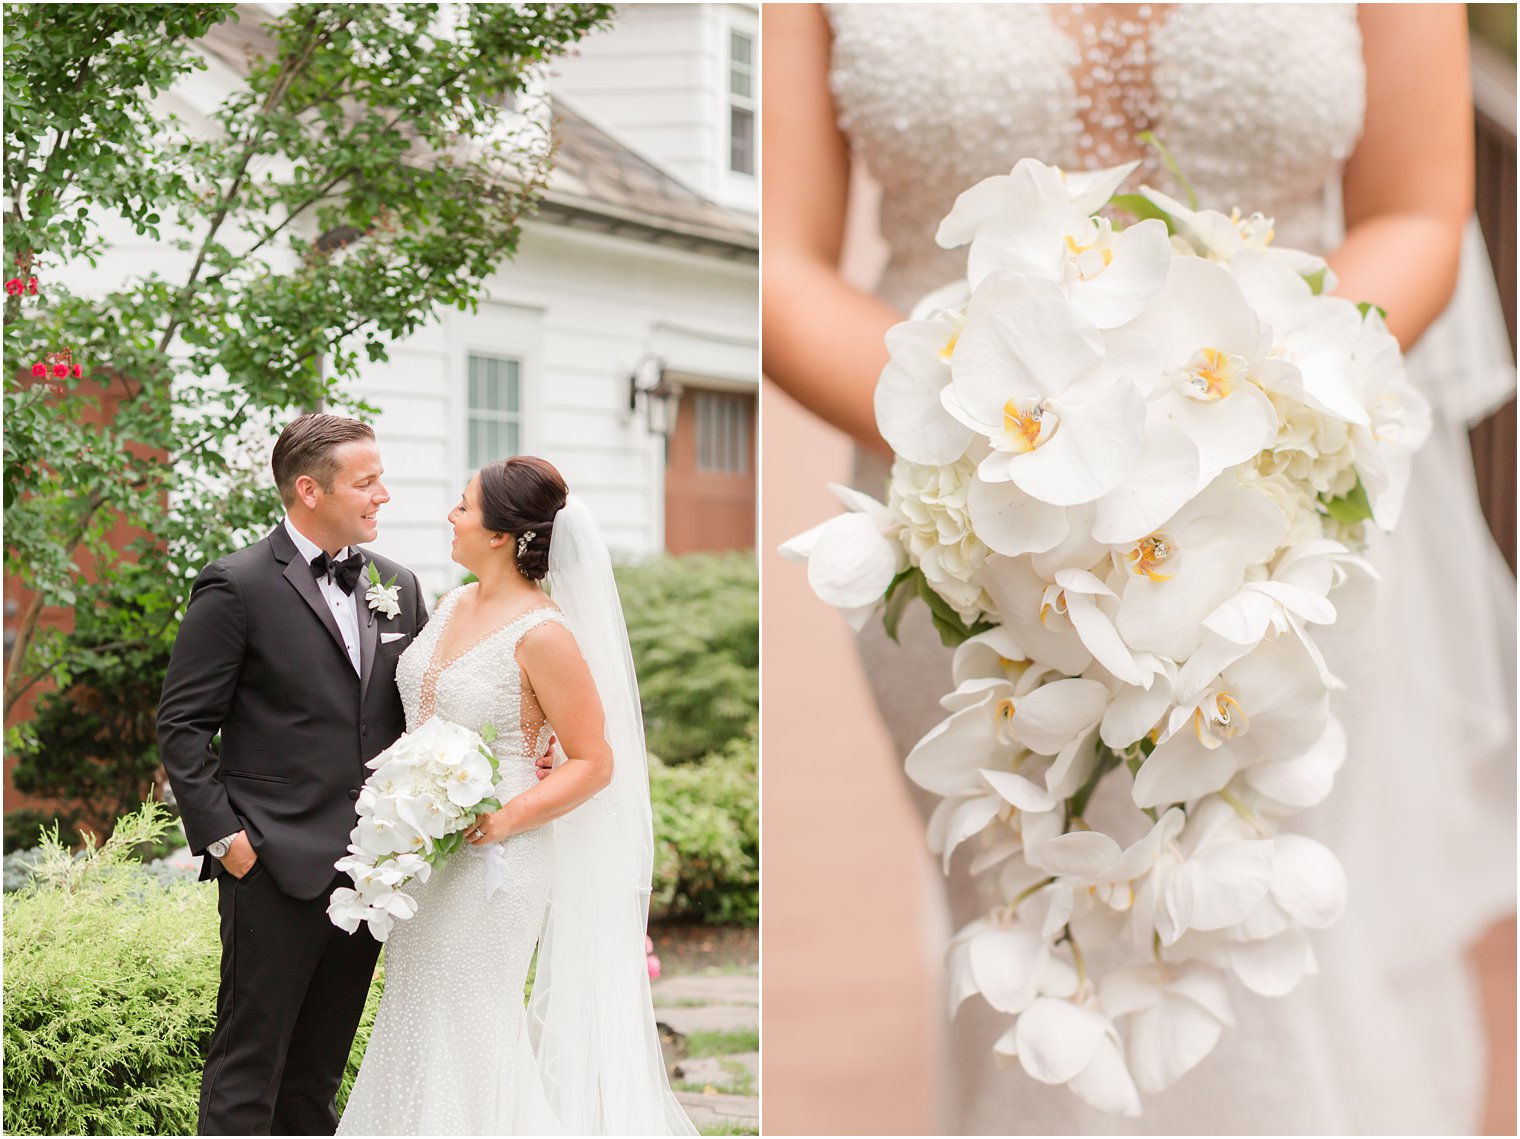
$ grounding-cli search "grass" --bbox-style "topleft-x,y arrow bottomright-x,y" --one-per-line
698,1123 -> 758,1137
675,1059 -> 756,1099
684,1028 -> 759,1058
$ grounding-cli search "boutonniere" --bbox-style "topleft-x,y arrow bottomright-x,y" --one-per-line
364,562 -> 402,620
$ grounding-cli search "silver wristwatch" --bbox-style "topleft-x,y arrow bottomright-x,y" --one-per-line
207,832 -> 240,859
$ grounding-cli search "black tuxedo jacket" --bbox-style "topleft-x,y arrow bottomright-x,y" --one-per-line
158,524 -> 429,899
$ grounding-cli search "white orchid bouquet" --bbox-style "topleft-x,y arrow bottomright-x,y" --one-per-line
328,716 -> 503,941
783,157 -> 1429,1115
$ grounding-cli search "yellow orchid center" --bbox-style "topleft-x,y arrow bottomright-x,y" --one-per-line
1230,207 -> 1276,247
939,331 -> 959,362
1180,347 -> 1246,401
1125,534 -> 1176,582
1064,230 -> 1115,281
994,697 -> 1018,745
1039,584 -> 1068,627
998,655 -> 1031,684
1002,398 -> 1054,453
1192,692 -> 1248,750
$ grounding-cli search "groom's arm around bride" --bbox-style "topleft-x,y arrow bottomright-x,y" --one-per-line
157,413 -> 427,1136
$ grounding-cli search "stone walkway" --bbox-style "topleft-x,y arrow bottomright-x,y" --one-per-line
653,970 -> 759,1134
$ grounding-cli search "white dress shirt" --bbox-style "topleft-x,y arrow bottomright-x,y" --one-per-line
283,517 -> 362,676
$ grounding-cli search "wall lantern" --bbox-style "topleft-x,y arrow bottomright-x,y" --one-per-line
627,354 -> 684,440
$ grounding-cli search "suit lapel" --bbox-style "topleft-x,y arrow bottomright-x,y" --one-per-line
358,557 -> 379,707
270,524 -> 355,671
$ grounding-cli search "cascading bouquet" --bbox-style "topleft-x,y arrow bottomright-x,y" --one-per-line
328,716 -> 503,941
782,157 -> 1430,1115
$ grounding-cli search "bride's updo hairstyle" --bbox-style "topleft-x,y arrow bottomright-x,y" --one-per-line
478,455 -> 568,582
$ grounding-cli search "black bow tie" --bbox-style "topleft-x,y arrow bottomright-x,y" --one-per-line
311,551 -> 364,595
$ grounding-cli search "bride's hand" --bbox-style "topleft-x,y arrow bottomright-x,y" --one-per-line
535,735 -> 556,781
465,808 -> 514,845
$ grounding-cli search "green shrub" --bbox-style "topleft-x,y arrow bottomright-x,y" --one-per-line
649,725 -> 758,925
2,803 -> 381,1136
616,552 -> 758,765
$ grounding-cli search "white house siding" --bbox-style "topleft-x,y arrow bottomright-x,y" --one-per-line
45,7 -> 757,607
548,3 -> 759,214
350,219 -> 757,604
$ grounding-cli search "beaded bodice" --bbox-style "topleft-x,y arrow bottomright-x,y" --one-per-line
825,3 -> 1366,311
396,586 -> 565,772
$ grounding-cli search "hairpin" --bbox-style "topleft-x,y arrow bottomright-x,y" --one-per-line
517,530 -> 536,558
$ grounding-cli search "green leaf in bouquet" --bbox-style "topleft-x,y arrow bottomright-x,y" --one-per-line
1356,300 -> 1389,321
1109,193 -> 1175,234
1302,267 -> 1329,296
915,576 -> 996,649
1137,130 -> 1197,210
882,566 -> 923,644
1321,478 -> 1373,526
481,724 -> 498,744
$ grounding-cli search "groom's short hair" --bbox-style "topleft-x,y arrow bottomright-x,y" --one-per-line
272,414 -> 376,505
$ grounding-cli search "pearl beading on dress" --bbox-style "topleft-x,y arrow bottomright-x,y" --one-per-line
825,3 -> 1365,312
401,585 -> 564,778
339,588 -> 570,1134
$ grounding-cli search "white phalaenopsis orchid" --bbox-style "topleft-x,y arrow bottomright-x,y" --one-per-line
783,156 -> 1428,1114
939,158 -> 1172,328
328,716 -> 503,942
777,483 -> 904,631
945,277 -> 1153,506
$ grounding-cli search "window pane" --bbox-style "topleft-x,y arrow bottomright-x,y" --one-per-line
695,392 -> 751,474
730,69 -> 751,100
468,353 -> 522,466
730,106 -> 754,175
731,31 -> 751,66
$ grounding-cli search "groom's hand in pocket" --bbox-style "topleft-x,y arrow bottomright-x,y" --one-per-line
222,831 -> 258,878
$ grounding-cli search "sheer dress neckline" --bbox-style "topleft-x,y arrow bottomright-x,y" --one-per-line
414,585 -> 562,730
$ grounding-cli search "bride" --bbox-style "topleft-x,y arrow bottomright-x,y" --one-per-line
765,3 -> 1515,1134
337,456 -> 696,1135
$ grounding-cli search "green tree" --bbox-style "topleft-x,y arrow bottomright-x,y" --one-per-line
2,3 -> 613,830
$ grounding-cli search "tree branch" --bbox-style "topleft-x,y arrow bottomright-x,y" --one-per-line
157,11 -> 347,355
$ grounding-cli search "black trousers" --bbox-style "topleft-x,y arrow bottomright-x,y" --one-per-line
198,865 -> 381,1136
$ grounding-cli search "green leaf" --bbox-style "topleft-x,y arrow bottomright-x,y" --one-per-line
1321,478 -> 1373,526
881,566 -> 920,644
915,575 -> 994,649
1302,267 -> 1328,296
1356,300 -> 1388,321
1109,193 -> 1175,233
1137,130 -> 1197,210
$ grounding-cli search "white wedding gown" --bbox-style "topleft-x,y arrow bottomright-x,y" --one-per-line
338,589 -> 565,1135
827,4 -> 1517,1134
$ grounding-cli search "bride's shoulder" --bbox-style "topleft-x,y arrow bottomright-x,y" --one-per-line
512,603 -> 578,658
438,582 -> 477,608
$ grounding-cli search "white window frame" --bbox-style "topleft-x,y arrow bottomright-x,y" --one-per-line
464,352 -> 524,472
727,26 -> 755,179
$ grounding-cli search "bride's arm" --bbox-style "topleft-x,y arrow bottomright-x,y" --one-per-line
761,2 -> 899,454
467,622 -> 612,843
1329,5 -> 1473,350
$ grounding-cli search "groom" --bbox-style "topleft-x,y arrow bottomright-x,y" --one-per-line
158,413 -> 428,1135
